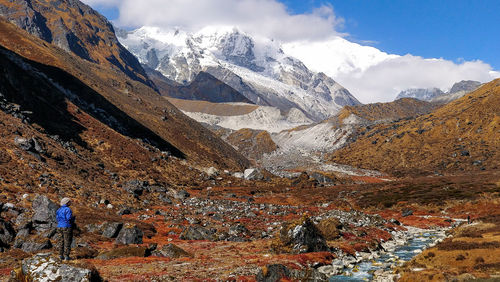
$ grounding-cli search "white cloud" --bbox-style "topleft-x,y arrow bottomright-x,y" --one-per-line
335,56 -> 499,103
81,0 -> 343,42
82,0 -> 499,104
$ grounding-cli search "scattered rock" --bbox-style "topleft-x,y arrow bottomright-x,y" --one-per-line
115,224 -> 143,245
232,172 -> 244,178
14,253 -> 101,282
244,168 -> 264,181
175,190 -> 190,200
122,180 -> 148,197
152,243 -> 193,258
402,208 -> 414,217
205,167 -> 219,178
180,225 -> 215,241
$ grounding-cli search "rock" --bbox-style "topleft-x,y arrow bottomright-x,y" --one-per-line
122,180 -> 149,196
31,195 -> 58,233
72,247 -> 98,259
244,168 -> 264,181
256,264 -> 290,282
13,235 -> 52,253
159,194 -> 172,204
0,219 -> 16,247
96,246 -> 151,260
401,208 -> 414,217
14,137 -> 32,151
390,218 -> 401,225
180,225 -> 215,241
228,224 -> 250,238
101,222 -> 123,238
117,207 -> 134,216
232,172 -> 244,178
16,253 -> 101,281
274,217 -> 329,253
175,190 -> 190,200
205,167 -> 219,178
152,243 -> 193,258
115,224 -> 143,245
317,265 -> 343,276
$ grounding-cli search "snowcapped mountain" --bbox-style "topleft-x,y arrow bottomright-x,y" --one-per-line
117,26 -> 360,121
395,88 -> 444,101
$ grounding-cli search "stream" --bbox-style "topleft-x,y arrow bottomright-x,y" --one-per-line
328,227 -> 450,281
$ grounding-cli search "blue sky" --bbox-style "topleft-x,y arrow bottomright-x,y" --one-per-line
95,0 -> 499,69
281,0 -> 500,69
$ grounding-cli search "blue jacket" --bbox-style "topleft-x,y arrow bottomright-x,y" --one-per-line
56,205 -> 74,228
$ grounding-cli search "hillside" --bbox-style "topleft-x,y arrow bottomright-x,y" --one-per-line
0,0 -> 155,88
330,79 -> 500,175
0,18 -> 250,170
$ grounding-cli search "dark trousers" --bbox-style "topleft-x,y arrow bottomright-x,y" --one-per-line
58,227 -> 73,257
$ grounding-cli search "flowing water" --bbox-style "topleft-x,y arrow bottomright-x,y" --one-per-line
330,230 -> 447,281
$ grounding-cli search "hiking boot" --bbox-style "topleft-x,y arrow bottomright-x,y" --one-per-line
64,256 -> 71,261
59,255 -> 64,260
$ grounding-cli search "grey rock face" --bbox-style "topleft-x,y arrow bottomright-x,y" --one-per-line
449,80 -> 481,94
122,180 -> 148,197
31,195 -> 58,232
14,236 -> 52,253
115,224 -> 143,245
256,264 -> 291,282
101,222 -> 123,238
396,88 -> 444,101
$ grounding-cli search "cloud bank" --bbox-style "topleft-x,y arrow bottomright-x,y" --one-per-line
81,0 -> 499,103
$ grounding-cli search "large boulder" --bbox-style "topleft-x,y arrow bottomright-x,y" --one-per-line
115,223 -> 143,245
180,225 -> 216,241
273,217 -> 329,254
244,168 -> 264,181
101,222 -> 123,238
31,195 -> 58,233
14,253 -> 101,281
316,217 -> 342,240
256,264 -> 291,282
13,235 -> 52,253
152,243 -> 192,258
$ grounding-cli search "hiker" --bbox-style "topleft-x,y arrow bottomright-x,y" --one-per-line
467,215 -> 471,224
56,197 -> 75,260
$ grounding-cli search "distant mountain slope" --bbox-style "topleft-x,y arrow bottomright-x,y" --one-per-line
396,80 -> 482,103
118,26 -> 360,121
0,0 -> 155,88
330,79 -> 500,175
337,98 -> 439,123
396,88 -> 444,101
0,18 -> 250,170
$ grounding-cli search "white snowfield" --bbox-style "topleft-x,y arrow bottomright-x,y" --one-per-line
118,25 -> 360,121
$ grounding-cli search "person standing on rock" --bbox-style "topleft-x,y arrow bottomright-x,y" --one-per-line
56,197 -> 75,260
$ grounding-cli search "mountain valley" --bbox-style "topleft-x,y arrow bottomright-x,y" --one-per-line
0,1 -> 498,281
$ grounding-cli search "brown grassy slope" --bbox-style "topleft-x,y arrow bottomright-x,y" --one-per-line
330,79 -> 500,176
225,128 -> 277,161
337,98 -> 439,123
0,19 -> 250,170
0,0 -> 154,88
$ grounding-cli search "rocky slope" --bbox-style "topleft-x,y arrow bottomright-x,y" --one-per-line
0,0 -> 155,88
396,88 -> 444,101
0,17 -> 250,171
118,26 -> 360,121
330,79 -> 500,176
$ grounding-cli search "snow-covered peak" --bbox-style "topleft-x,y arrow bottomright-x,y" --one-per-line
118,25 -> 361,121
